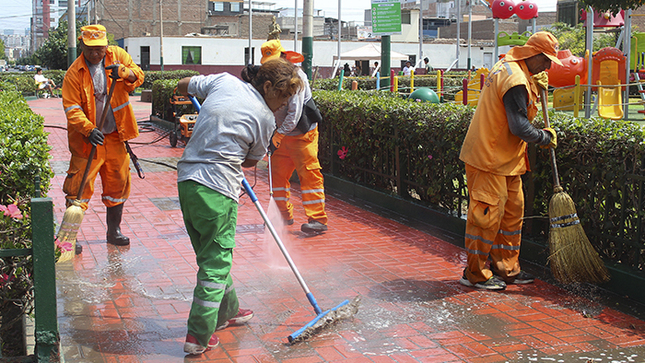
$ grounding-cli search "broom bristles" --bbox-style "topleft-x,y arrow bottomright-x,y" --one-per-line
56,201 -> 85,263
289,296 -> 361,343
548,190 -> 609,284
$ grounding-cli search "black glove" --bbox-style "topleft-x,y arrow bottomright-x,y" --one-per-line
268,139 -> 278,155
268,133 -> 283,155
88,128 -> 104,146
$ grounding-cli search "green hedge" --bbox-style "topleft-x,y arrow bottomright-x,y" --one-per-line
0,82 -> 53,356
0,82 -> 53,201
314,90 -> 645,278
0,70 -> 66,95
142,70 -> 199,90
312,73 -> 467,101
0,69 -> 197,96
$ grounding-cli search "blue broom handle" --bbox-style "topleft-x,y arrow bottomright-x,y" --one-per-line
188,95 -> 201,112
241,178 -> 323,315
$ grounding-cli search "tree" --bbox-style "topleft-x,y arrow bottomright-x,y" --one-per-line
0,39 -> 6,60
578,0 -> 645,15
546,22 -> 616,57
33,20 -> 87,70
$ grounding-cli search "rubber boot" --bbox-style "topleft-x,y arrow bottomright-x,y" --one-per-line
106,204 -> 130,246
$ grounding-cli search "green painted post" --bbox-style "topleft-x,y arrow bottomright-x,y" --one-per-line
302,37 -> 313,79
381,35 -> 391,90
31,197 -> 60,362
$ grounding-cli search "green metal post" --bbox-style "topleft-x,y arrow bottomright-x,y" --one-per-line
31,197 -> 60,362
381,35 -> 391,90
302,37 -> 313,79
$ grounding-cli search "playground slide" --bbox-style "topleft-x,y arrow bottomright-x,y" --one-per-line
597,60 -> 624,120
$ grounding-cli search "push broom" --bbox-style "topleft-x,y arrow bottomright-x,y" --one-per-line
241,178 -> 359,343
187,95 -> 359,342
540,88 -> 609,284
57,65 -> 121,262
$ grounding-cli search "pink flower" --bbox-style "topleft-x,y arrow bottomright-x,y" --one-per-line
337,146 -> 348,160
1,204 -> 23,219
54,237 -> 73,252
0,273 -> 12,284
428,155 -> 433,160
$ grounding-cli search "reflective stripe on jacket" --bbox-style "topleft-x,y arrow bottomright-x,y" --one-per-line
62,46 -> 145,158
459,59 -> 538,176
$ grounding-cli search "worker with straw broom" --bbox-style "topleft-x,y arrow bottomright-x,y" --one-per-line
60,24 -> 144,256
458,31 -> 561,290
175,61 -> 302,355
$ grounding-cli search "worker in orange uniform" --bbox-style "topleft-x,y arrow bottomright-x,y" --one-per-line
459,32 -> 560,290
62,24 -> 144,253
261,39 -> 328,233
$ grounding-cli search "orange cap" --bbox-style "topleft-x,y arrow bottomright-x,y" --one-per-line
260,39 -> 304,64
505,31 -> 563,66
78,24 -> 108,46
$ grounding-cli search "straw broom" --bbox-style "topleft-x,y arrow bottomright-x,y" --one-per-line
539,89 -> 609,284
57,65 -> 120,262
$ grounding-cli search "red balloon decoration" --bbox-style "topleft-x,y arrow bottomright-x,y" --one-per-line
491,0 -> 516,19
515,0 -> 538,20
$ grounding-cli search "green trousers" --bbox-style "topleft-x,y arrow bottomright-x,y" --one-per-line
178,180 -> 240,347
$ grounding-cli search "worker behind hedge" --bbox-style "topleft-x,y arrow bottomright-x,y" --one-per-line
261,39 -> 329,233
458,31 -> 561,290
176,59 -> 303,355
62,24 -> 144,253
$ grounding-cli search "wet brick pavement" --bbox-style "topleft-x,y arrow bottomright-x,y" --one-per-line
27,95 -> 645,362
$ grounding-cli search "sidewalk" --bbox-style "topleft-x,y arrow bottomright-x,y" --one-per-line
30,95 -> 645,363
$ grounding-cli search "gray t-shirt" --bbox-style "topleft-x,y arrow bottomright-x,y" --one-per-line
176,73 -> 275,202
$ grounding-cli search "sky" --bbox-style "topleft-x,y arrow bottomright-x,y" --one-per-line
0,0 -> 558,34
1,0 -> 33,33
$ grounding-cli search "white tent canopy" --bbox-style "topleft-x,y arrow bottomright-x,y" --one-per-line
332,43 -> 410,62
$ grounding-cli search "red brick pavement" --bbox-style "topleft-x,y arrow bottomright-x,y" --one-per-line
28,96 -> 645,362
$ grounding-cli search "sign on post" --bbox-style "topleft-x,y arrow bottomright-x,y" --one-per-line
371,0 -> 402,35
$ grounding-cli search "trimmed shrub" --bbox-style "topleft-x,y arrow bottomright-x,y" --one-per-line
0,82 -> 54,357
314,89 -> 645,274
142,70 -> 199,90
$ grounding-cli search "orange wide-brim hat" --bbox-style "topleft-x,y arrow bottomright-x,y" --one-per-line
504,31 -> 563,66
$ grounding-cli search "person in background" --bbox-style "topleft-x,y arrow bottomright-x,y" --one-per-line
261,39 -> 329,234
458,31 -> 561,290
61,24 -> 144,254
402,61 -> 413,76
372,61 -> 380,78
176,59 -> 303,355
34,67 -> 58,97
424,57 -> 433,74
343,63 -> 351,77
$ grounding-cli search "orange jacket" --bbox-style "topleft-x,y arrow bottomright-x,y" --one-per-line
62,46 -> 144,158
459,59 -> 538,176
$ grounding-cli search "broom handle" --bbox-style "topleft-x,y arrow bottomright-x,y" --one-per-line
540,88 -> 562,190
74,65 -> 121,199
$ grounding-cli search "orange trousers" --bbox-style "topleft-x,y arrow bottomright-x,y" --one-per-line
464,164 -> 523,284
63,132 -> 131,211
270,128 -> 327,224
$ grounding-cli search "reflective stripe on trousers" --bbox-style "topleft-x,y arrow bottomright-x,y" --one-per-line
464,164 -> 523,284
63,132 -> 131,210
178,181 -> 240,347
270,127 -> 327,224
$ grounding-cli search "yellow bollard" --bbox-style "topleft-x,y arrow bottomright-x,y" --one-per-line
410,69 -> 415,93
437,70 -> 443,99
394,76 -> 399,92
